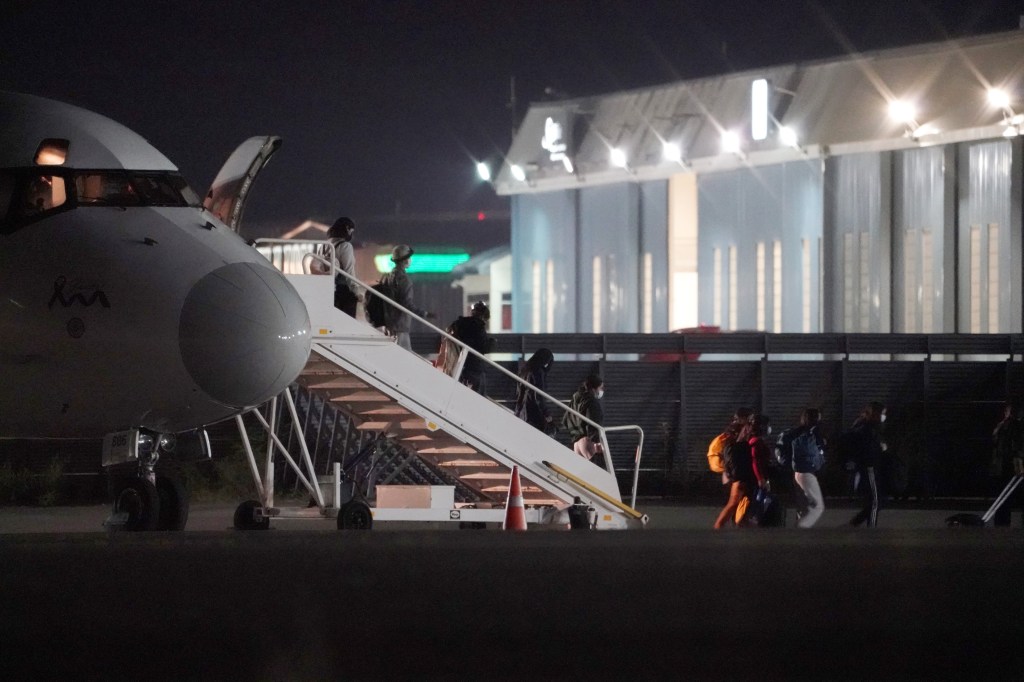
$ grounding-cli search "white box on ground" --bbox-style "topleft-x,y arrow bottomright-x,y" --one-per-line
376,485 -> 455,509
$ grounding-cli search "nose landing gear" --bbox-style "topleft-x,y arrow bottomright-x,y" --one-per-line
103,430 -> 192,531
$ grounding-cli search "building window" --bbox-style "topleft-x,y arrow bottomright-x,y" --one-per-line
904,229 -> 919,333
643,252 -> 653,333
802,238 -> 812,333
531,260 -> 541,333
713,248 -> 722,327
843,233 -> 855,330
756,242 -> 766,330
546,259 -> 555,332
772,240 -> 782,333
859,232 -> 870,331
728,245 -> 738,330
988,223 -> 999,332
921,230 -> 934,333
592,256 -> 602,333
970,225 -> 981,333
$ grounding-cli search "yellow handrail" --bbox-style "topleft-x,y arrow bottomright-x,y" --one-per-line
543,461 -> 645,520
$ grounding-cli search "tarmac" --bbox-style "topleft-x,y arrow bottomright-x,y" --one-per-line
1,500 -> 1022,681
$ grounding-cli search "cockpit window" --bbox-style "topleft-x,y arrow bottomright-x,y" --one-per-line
74,172 -> 199,207
1,169 -> 200,234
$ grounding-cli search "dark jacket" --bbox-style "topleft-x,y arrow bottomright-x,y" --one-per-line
565,388 -> 603,442
447,315 -> 492,374
993,417 -> 1024,476
515,366 -> 550,430
847,418 -> 884,470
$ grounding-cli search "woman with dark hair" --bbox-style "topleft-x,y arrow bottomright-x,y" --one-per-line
846,401 -> 887,527
714,413 -> 772,528
514,348 -> 555,432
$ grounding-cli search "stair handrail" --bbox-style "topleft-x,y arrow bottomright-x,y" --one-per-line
257,238 -> 645,507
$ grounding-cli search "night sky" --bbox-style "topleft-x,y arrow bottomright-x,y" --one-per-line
2,0 -> 1022,243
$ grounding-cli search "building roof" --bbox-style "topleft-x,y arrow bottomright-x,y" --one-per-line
495,30 -> 1024,194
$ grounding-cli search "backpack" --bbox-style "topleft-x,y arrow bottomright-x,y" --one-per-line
365,279 -> 393,328
707,433 -> 731,473
776,427 -> 824,473
309,243 -> 332,275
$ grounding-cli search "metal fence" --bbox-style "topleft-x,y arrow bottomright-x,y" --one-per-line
413,332 -> 1024,498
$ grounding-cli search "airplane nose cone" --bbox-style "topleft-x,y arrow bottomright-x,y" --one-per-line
179,262 -> 311,407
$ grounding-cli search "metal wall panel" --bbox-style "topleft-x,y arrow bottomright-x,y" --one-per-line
957,140 -> 1017,333
640,181 -> 670,332
893,147 -> 952,332
511,191 -> 577,332
698,161 -> 822,332
824,152 -> 892,332
578,184 -> 640,333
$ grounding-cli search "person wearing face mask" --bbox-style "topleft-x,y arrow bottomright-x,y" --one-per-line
846,401 -> 887,527
564,374 -> 606,470
321,217 -> 362,317
514,348 -> 555,433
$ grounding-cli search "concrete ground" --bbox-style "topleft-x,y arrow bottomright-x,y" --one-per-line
1,499 -> 1022,680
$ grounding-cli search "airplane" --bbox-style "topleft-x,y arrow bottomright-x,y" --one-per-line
0,91 -> 312,530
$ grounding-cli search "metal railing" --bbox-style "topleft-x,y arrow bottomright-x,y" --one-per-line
256,238 -> 646,509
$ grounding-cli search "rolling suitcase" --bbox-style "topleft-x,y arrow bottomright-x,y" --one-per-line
946,474 -> 1023,527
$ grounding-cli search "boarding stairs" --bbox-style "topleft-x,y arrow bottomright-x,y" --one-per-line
242,240 -> 648,529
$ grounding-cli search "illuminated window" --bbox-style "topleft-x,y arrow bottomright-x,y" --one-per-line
772,241 -> 781,333
531,261 -> 541,333
843,233 -> 855,330
713,248 -> 722,327
988,224 -> 1000,332
970,226 -> 981,333
34,138 -> 68,166
802,239 -> 811,332
728,246 -> 737,330
756,242 -> 766,330
921,231 -> 933,332
14,173 -> 67,221
643,253 -> 653,333
859,232 -> 870,331
546,259 -> 555,332
592,256 -> 602,332
904,229 -> 919,333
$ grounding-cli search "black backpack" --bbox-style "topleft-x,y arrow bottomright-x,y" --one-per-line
365,279 -> 393,328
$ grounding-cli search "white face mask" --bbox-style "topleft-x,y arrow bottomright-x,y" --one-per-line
766,426 -> 772,435
880,414 -> 887,423
595,389 -> 605,399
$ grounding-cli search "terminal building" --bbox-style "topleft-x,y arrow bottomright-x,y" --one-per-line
494,30 -> 1024,336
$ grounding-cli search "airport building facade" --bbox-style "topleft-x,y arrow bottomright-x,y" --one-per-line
495,31 -> 1024,336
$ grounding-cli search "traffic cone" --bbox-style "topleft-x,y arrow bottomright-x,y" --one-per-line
502,465 -> 527,531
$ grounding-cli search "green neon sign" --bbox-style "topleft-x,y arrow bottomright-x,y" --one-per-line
374,253 -> 470,274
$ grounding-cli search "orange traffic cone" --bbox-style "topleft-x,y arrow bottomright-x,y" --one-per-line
502,465 -> 527,531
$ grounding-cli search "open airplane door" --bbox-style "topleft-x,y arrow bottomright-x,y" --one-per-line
202,135 -> 281,232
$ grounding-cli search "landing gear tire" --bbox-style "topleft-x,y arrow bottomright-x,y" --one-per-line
155,476 -> 189,531
233,500 -> 270,531
337,500 -> 373,530
112,477 -> 160,531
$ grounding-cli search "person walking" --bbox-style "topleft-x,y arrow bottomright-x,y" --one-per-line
846,402 -> 887,528
381,244 -> 425,351
991,400 -> 1024,527
514,349 -> 555,433
709,407 -> 753,528
442,301 -> 494,395
320,216 -> 362,317
777,408 -> 826,528
564,374 -> 606,470
714,413 -> 772,529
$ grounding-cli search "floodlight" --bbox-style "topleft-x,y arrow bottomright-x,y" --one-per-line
610,147 -> 628,168
751,79 -> 769,141
510,164 -> 526,182
888,99 -> 916,124
720,130 -> 742,155
663,141 -> 682,163
988,87 -> 1011,110
476,162 -> 491,182
778,126 -> 799,148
